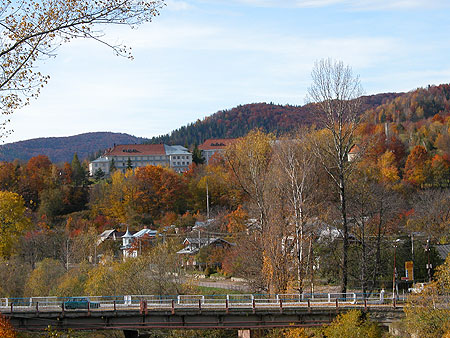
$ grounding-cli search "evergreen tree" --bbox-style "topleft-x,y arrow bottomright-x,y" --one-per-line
127,157 -> 133,170
94,168 -> 105,181
192,144 -> 205,165
110,158 -> 117,173
71,153 -> 87,186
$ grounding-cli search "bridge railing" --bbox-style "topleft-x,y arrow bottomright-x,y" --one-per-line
276,293 -> 358,304
0,291 -> 408,311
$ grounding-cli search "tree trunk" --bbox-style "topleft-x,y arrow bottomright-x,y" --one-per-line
340,176 -> 348,295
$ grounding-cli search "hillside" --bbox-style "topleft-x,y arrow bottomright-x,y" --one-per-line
364,84 -> 450,123
2,85 -> 448,163
148,92 -> 402,145
0,132 -> 148,163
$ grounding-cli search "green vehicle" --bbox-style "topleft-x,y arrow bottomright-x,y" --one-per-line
63,297 -> 100,309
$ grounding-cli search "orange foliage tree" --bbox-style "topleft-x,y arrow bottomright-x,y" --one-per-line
404,145 -> 431,186
135,165 -> 188,219
431,154 -> 450,187
226,205 -> 248,233
0,314 -> 17,338
21,155 -> 53,210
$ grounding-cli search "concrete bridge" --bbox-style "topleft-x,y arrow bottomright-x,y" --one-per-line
1,293 -> 405,337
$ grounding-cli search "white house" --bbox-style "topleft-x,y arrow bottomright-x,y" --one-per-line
120,228 -> 158,259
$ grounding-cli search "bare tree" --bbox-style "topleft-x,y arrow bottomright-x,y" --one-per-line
408,189 -> 450,240
272,131 -> 319,293
347,173 -> 403,295
307,58 -> 363,294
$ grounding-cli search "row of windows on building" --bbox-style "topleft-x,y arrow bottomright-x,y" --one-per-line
112,155 -> 190,161
92,160 -> 190,168
120,162 -> 169,167
172,161 -> 188,166
114,156 -> 165,161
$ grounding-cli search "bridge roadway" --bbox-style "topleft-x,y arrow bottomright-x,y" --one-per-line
1,293 -> 405,333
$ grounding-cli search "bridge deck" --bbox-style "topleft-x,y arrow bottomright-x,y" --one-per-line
1,293 -> 405,331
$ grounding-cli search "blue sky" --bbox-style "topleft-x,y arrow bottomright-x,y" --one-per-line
6,0 -> 450,143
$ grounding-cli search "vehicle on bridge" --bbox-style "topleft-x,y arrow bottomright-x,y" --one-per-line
63,297 -> 100,309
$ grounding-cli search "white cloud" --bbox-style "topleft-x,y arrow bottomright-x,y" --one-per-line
122,21 -> 400,70
220,0 -> 448,10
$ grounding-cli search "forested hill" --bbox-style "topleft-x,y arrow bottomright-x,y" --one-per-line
2,85 -> 448,163
364,84 -> 450,123
0,132 -> 148,163
148,92 -> 402,145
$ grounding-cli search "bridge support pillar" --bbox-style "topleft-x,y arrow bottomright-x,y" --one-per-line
238,330 -> 251,338
238,329 -> 261,338
123,330 -> 149,338
123,330 -> 138,338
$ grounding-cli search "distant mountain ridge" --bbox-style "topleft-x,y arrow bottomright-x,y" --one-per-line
0,132 -> 148,163
2,86 -> 447,164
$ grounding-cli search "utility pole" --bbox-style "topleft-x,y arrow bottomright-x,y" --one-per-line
206,179 -> 210,219
66,238 -> 70,271
411,232 -> 415,284
426,238 -> 432,282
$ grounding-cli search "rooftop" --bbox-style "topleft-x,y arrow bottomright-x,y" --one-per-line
164,144 -> 191,155
106,144 -> 166,156
198,139 -> 236,151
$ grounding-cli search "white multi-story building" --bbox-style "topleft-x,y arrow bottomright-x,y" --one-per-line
89,144 -> 192,176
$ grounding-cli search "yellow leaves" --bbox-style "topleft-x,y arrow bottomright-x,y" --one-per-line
377,150 -> 399,183
225,129 -> 274,201
322,310 -> 382,338
262,250 -> 274,286
24,258 -> 65,296
280,328 -> 309,338
0,191 -> 32,258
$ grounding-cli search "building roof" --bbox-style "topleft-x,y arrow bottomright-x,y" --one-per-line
91,157 -> 111,163
99,229 -> 116,239
183,237 -> 219,246
177,237 -> 235,255
435,244 -> 450,261
349,145 -> 361,154
164,144 -> 191,155
106,144 -> 166,156
198,139 -> 236,151
122,228 -> 133,238
133,228 -> 157,238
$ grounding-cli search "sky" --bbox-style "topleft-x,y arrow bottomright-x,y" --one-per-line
4,0 -> 450,144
